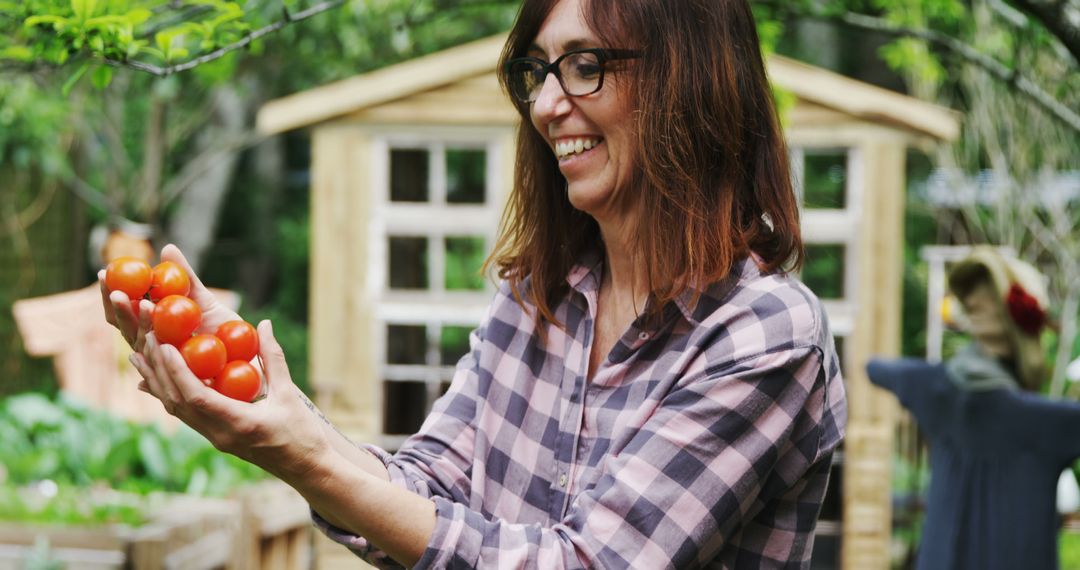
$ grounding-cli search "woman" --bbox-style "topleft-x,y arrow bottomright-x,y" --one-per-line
103,0 -> 846,567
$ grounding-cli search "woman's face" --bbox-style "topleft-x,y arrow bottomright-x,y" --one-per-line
528,0 -> 636,219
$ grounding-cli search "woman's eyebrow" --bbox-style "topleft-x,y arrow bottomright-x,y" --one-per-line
526,37 -> 598,59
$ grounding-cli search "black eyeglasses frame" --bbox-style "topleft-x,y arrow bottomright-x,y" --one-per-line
504,48 -> 642,103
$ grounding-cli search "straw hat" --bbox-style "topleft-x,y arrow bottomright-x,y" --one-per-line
947,246 -> 1050,390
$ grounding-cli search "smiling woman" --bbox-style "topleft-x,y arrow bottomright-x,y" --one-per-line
107,0 -> 846,568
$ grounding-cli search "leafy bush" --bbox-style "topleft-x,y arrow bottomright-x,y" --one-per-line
0,391 -> 268,526
0,392 -> 266,497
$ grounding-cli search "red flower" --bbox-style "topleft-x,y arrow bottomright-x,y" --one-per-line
1006,283 -> 1046,336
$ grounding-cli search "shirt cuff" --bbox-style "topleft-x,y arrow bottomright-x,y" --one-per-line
310,508 -> 406,569
412,496 -> 478,569
307,444 -> 418,568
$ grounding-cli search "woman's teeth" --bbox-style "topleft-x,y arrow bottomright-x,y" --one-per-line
556,138 -> 602,160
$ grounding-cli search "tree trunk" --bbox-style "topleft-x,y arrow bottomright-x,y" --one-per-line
164,86 -> 247,273
240,132 -> 286,307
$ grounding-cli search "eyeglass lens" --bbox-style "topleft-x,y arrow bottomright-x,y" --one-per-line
510,51 -> 603,102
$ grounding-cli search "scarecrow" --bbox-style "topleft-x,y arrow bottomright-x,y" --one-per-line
867,246 -> 1080,570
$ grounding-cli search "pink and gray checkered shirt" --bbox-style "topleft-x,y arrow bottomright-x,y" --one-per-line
314,254 -> 847,568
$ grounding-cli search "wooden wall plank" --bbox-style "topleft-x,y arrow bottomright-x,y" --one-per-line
841,141 -> 906,570
309,125 -> 380,439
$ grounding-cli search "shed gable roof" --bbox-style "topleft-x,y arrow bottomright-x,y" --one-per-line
257,33 -> 959,141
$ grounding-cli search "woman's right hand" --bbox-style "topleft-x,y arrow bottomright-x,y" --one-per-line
99,243 -> 241,354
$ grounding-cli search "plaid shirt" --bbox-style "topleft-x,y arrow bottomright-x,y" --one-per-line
314,255 -> 847,569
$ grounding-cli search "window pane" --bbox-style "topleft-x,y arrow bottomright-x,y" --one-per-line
803,244 -> 845,299
389,236 -> 429,289
809,533 -> 840,570
440,325 -> 472,365
446,148 -> 486,204
445,236 -> 486,291
803,150 -> 847,209
387,324 -> 427,365
391,148 -> 429,202
819,462 -> 843,522
382,381 -> 428,435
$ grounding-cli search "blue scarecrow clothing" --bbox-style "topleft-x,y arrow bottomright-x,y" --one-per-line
867,347 -> 1080,570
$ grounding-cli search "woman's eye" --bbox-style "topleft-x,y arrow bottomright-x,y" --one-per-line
574,63 -> 601,79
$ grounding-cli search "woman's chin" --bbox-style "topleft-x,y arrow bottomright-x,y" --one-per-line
566,185 -> 613,216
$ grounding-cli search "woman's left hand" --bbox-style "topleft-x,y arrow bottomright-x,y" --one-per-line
131,320 -> 332,483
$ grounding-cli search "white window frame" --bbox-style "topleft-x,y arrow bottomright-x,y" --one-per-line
369,127 -> 507,448
792,145 -> 861,545
791,145 -> 863,341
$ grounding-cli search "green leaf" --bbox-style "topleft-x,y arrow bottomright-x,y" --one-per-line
125,8 -> 152,26
185,467 -> 209,495
91,64 -> 112,89
101,436 -> 136,482
3,393 -> 64,431
137,430 -> 170,485
71,0 -> 98,22
24,15 -> 69,31
0,45 -> 33,61
61,63 -> 89,96
139,46 -> 166,61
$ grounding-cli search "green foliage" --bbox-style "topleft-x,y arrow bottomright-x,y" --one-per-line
0,77 -> 70,173
6,0 -> 251,84
0,392 -> 266,496
1062,532 -> 1080,570
0,485 -> 146,526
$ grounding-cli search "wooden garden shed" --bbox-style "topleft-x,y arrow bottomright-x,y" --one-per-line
257,34 -> 960,570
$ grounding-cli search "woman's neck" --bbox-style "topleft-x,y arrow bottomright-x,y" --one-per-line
598,219 -> 648,312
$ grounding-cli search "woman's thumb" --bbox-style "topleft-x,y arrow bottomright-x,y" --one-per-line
257,320 -> 294,392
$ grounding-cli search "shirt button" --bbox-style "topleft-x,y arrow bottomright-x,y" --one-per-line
638,331 -> 650,340
558,474 -> 568,487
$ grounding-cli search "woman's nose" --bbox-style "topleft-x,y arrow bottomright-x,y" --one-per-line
531,72 -> 571,121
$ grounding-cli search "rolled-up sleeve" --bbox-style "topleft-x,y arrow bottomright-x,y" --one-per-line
312,327 -> 485,568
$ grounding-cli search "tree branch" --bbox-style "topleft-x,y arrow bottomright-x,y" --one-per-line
103,0 -> 346,77
841,11 -> 1080,133
160,130 -> 265,207
766,2 -> 1080,134
1007,0 -> 1080,63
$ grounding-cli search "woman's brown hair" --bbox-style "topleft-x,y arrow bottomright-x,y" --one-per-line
490,0 -> 802,325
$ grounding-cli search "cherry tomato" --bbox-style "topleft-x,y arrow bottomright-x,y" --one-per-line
152,295 -> 202,346
214,320 -> 259,363
104,257 -> 153,300
181,334 -> 227,380
212,361 -> 261,402
148,261 -> 191,302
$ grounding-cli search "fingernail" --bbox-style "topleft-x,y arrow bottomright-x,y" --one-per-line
129,354 -> 138,367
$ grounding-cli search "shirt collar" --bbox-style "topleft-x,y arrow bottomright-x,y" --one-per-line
672,257 -> 757,324
566,249 -> 758,325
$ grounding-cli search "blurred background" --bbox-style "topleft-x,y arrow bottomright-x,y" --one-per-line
0,0 -> 1077,568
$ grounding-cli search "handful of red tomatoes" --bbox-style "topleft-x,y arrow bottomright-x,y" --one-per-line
104,256 -> 263,402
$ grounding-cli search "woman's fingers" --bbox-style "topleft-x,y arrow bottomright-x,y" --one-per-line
133,299 -> 154,353
143,334 -> 183,413
257,320 -> 294,400
98,270 -> 118,327
130,354 -> 157,395
108,289 -> 139,345
160,343 -> 227,407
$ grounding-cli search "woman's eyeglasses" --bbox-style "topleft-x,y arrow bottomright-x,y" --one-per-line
504,48 -> 641,104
